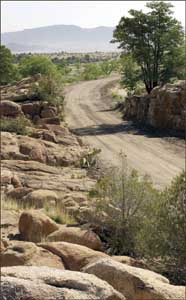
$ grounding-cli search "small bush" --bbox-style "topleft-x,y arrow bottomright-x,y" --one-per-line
79,148 -> 101,169
89,153 -> 157,256
111,91 -> 123,101
1,116 -> 31,135
32,74 -> 64,119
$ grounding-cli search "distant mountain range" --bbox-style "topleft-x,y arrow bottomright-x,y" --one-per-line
1,25 -> 118,53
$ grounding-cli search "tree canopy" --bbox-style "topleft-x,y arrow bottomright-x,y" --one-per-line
19,55 -> 58,77
0,45 -> 19,85
112,1 -> 184,93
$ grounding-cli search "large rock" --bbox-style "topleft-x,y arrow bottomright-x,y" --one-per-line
19,210 -> 59,242
1,209 -> 20,241
1,160 -> 96,193
112,255 -> 147,269
1,240 -> 65,269
0,100 -> 23,118
147,83 -> 186,131
83,258 -> 185,300
1,132 -> 21,161
1,76 -> 40,102
1,266 -> 125,300
122,81 -> 186,132
38,241 -> 107,271
1,168 -> 22,189
47,225 -> 103,250
6,187 -> 33,201
21,102 -> 41,116
41,107 -> 57,118
1,132 -> 86,167
43,123 -> 80,146
22,189 -> 59,208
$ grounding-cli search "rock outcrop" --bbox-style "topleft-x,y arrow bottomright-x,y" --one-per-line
1,266 -> 125,300
19,210 -> 59,242
47,225 -> 103,250
83,258 -> 185,300
1,240 -> 65,269
121,82 -> 186,132
38,241 -> 107,271
1,131 -> 86,167
0,100 -> 23,118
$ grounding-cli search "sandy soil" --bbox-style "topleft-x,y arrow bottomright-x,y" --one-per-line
65,76 -> 185,189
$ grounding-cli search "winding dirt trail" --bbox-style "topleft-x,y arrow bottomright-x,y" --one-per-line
65,76 -> 185,189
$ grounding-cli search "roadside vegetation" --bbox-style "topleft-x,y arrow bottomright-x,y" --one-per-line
88,154 -> 186,285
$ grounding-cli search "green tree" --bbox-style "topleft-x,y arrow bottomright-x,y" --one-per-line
161,42 -> 186,83
0,45 -> 19,85
112,1 -> 184,93
19,55 -> 58,77
120,54 -> 141,92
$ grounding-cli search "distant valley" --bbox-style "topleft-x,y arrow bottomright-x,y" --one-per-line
1,25 -> 118,53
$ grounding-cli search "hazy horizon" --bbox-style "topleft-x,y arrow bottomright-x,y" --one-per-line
1,1 -> 185,34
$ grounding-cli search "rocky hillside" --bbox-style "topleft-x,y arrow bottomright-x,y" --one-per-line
1,77 -> 185,299
120,82 -> 186,133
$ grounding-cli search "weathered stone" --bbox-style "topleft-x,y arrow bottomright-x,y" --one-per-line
1,209 -> 20,241
41,107 -> 57,118
1,160 -> 96,193
22,189 -> 59,208
112,256 -> 147,269
83,258 -> 185,300
38,241 -> 107,271
1,132 -> 86,167
0,100 -> 23,118
1,240 -> 65,269
6,187 -> 33,200
1,266 -> 125,300
47,225 -> 103,250
1,168 -> 22,189
122,81 -> 186,132
19,210 -> 59,242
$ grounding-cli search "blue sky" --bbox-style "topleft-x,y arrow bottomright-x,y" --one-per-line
1,1 -> 185,33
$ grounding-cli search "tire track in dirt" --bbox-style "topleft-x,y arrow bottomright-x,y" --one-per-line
65,77 -> 185,189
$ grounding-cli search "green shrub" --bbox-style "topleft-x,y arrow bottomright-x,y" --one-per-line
137,171 -> 186,284
1,116 -> 31,135
81,63 -> 102,80
19,55 -> 58,77
89,154 -> 157,256
111,91 -> 123,101
88,154 -> 185,284
32,74 -> 64,119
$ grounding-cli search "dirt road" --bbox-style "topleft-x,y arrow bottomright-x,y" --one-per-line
65,76 -> 185,189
